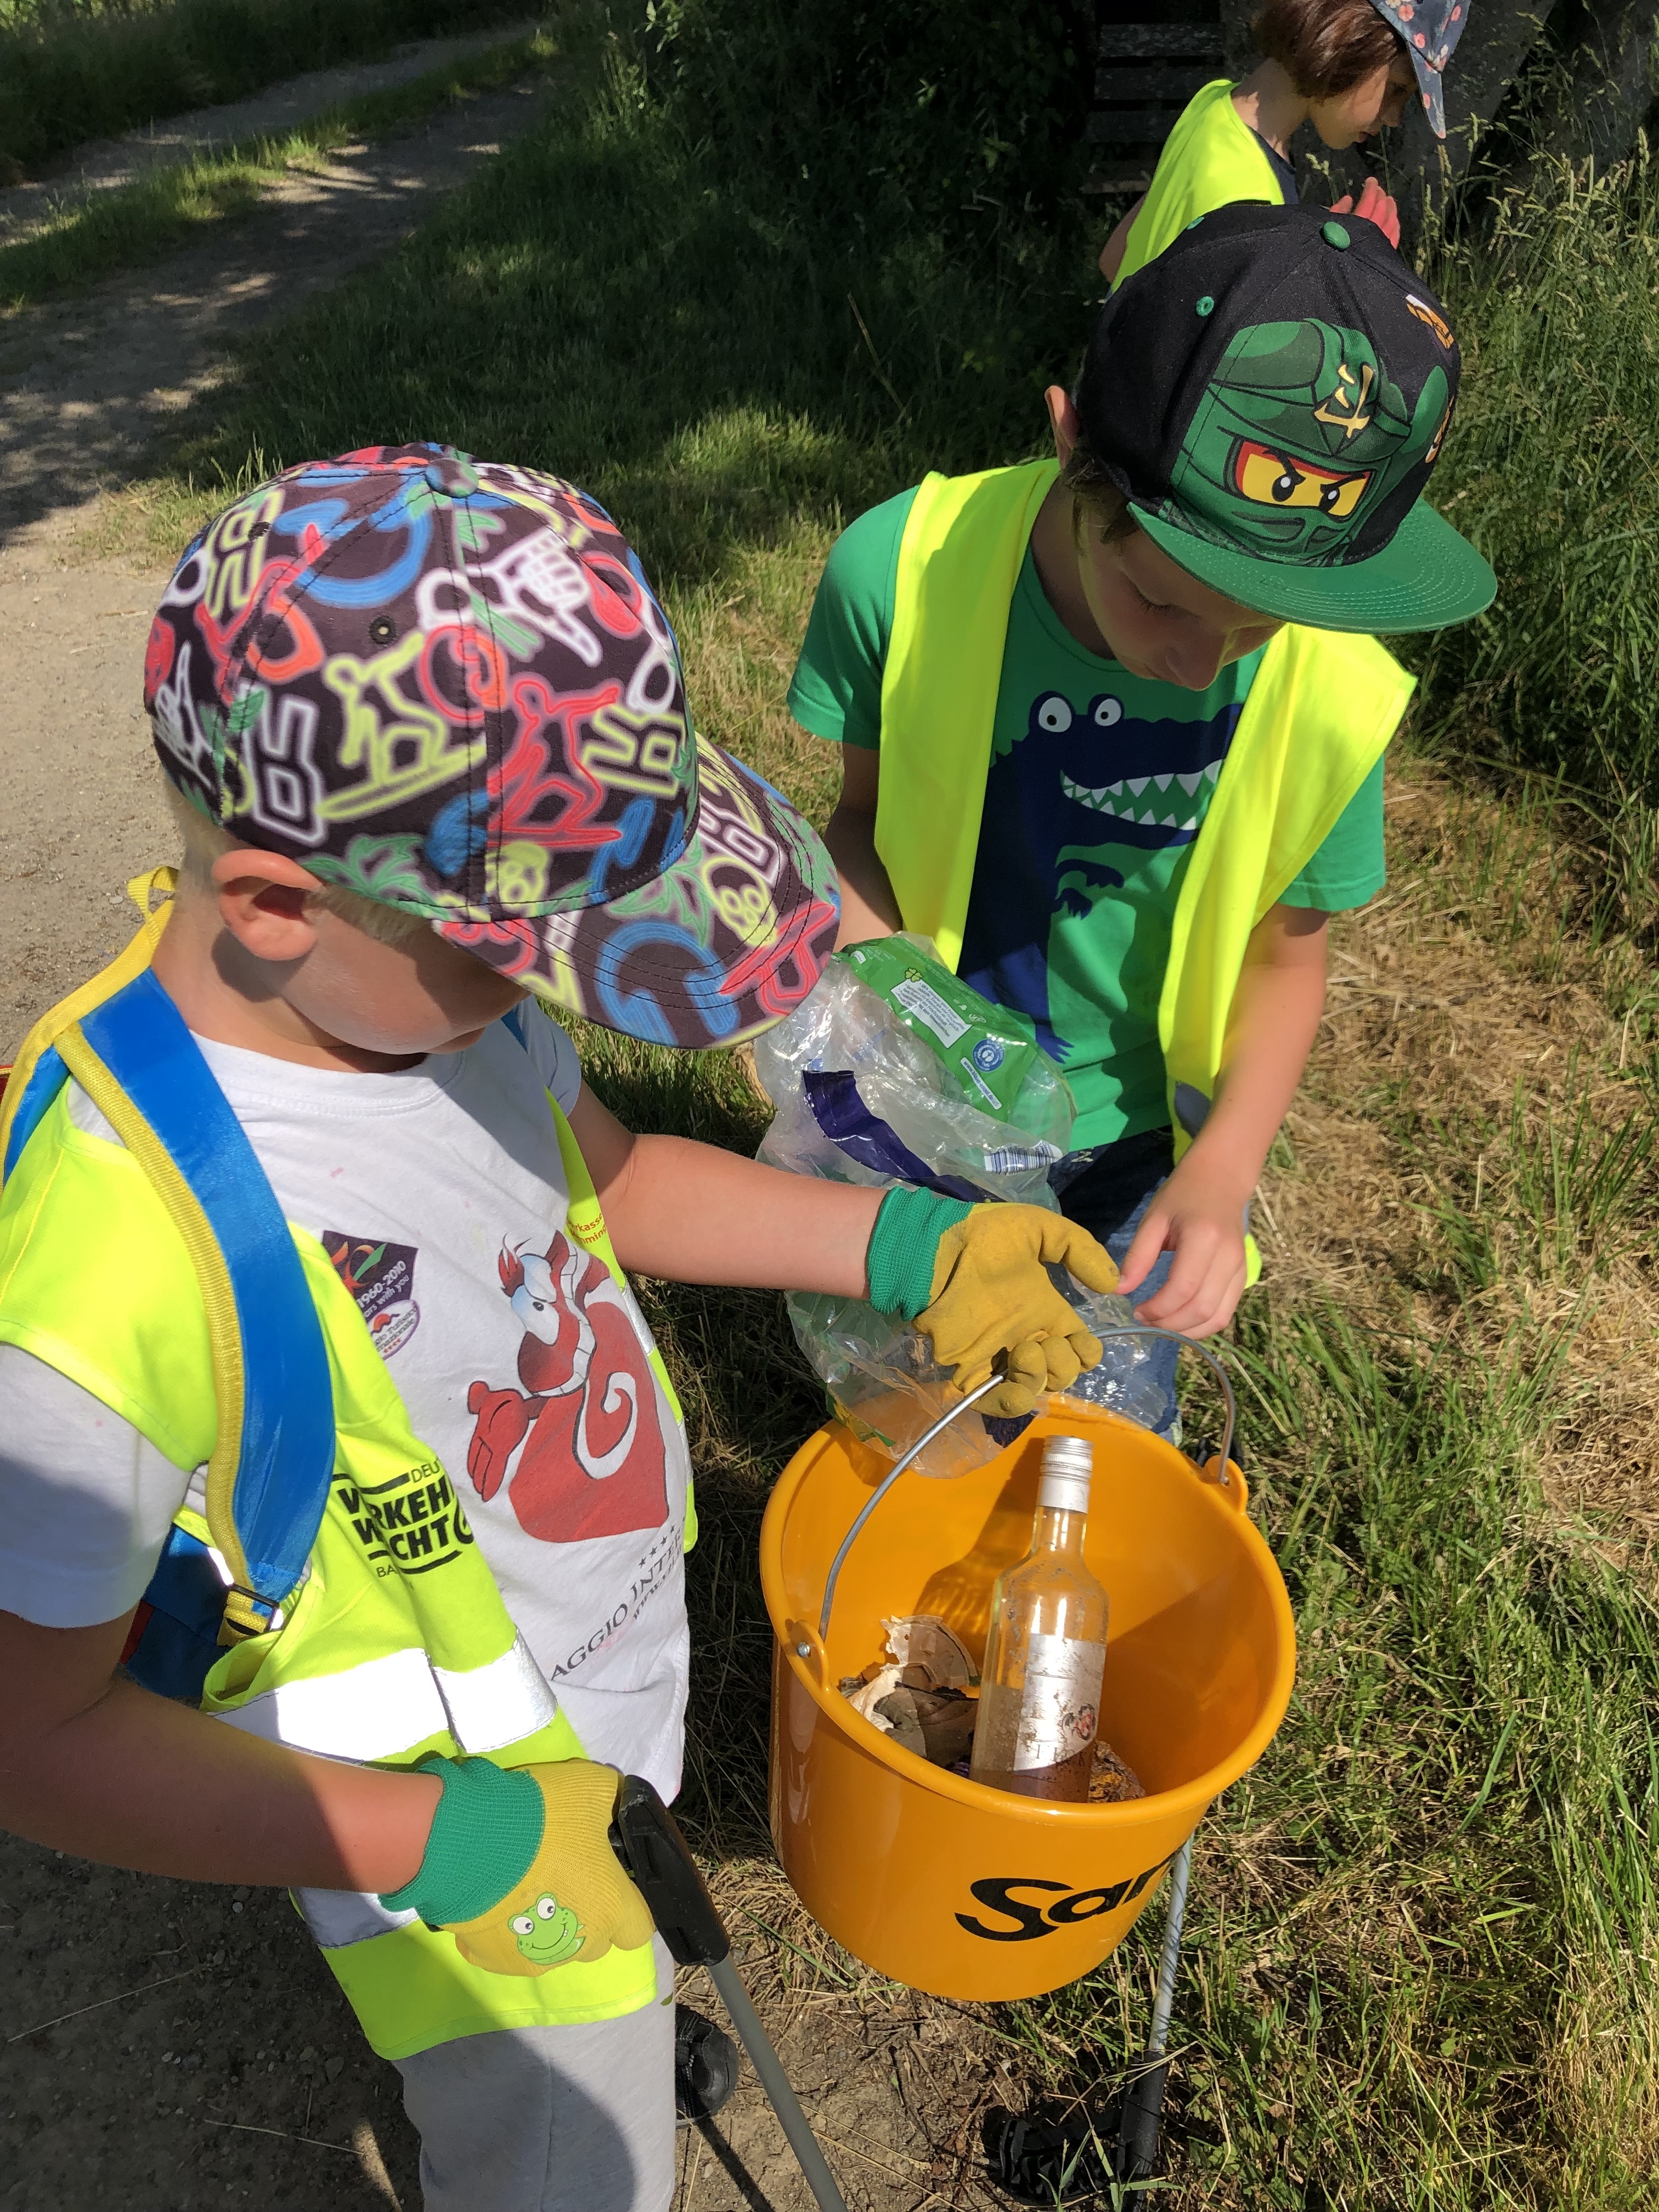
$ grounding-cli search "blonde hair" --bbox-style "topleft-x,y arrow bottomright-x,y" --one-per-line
160,775 -> 434,950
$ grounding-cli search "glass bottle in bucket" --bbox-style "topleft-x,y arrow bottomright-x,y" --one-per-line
968,1435 -> 1108,1802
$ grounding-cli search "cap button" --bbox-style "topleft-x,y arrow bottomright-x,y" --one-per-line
424,454 -> 478,498
1322,219 -> 1352,250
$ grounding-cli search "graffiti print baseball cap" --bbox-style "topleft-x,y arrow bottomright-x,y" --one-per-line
144,445 -> 839,1048
1076,201 -> 1495,631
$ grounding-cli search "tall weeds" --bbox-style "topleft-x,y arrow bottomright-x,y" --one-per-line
1418,146 -> 1659,834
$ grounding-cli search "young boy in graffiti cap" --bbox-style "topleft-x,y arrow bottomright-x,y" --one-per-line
0,449 -> 1119,2209
795,202 -> 1494,1433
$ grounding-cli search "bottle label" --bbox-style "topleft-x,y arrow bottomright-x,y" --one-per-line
1012,1633 -> 1105,1771
836,939 -> 1041,1120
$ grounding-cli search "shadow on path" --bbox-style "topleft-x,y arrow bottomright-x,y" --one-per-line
0,70 -> 552,545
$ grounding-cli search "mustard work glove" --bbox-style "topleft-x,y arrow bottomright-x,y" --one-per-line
381,1755 -> 656,1979
865,1187 -> 1119,1419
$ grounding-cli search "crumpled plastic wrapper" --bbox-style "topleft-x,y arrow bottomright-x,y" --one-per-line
840,1615 -> 979,1764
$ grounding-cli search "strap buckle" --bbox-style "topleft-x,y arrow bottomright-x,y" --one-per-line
218,1585 -> 280,1646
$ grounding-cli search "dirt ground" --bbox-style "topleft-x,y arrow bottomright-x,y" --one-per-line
0,55 -> 1023,2212
0,31 -> 559,1049
0,64 -> 552,542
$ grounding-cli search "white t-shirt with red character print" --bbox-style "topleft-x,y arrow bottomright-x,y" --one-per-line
0,1006 -> 693,1797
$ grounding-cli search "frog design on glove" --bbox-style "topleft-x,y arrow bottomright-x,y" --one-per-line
510,1892 -> 583,1967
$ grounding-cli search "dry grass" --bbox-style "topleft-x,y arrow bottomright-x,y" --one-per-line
1259,756 -> 1659,1572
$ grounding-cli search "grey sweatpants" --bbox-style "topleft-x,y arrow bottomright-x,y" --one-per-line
395,1938 -> 676,2212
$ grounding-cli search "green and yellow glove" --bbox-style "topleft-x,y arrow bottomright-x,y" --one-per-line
381,1755 -> 655,1979
865,1187 -> 1119,1419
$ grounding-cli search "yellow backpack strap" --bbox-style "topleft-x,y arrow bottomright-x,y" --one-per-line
1,869 -> 177,1185
549,1096 -> 685,1426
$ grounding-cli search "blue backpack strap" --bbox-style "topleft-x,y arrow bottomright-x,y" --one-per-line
54,970 -> 336,1646
3,1045 -> 72,1181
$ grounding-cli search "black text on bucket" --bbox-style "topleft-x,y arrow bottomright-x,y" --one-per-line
955,1853 -> 1177,1942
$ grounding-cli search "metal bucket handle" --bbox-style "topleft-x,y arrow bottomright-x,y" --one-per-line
814,1325 -> 1238,1643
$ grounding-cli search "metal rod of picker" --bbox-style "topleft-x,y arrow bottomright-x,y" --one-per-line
1113,1833 -> 1193,2182
704,1956 -> 850,2212
609,1775 -> 851,2212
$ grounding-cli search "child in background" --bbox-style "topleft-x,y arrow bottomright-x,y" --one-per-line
790,206 -> 1493,1434
0,450 -> 1117,2211
1100,0 -> 1474,283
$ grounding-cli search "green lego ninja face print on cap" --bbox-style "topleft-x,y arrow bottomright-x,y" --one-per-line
1170,316 -> 1452,563
1073,202 -> 1492,633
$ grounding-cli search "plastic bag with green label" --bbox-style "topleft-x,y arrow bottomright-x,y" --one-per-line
753,935 -> 1072,1210
753,938 -> 1167,1468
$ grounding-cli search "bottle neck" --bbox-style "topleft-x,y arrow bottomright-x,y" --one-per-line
1032,1503 -> 1087,1560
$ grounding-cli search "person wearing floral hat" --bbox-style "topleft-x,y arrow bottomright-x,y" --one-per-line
1101,0 -> 1472,285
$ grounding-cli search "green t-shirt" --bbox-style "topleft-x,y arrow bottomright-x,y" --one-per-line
788,486 -> 1386,1150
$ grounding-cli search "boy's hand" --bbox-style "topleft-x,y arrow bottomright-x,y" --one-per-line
1331,178 -> 1401,251
1116,1152 -> 1251,1339
381,1756 -> 654,1978
866,1188 -> 1119,1418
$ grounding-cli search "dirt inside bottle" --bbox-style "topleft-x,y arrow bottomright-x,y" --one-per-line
972,1739 -> 1097,1802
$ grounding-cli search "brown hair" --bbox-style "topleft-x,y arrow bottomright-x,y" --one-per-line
1059,448 -> 1140,552
160,774 -> 433,948
1251,0 -> 1402,99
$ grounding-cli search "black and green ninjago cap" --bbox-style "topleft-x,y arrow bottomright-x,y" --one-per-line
1081,201 -> 1495,631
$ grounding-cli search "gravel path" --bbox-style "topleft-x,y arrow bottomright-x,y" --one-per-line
0,19 -> 540,242
0,63 -> 551,546
0,45 -> 555,1050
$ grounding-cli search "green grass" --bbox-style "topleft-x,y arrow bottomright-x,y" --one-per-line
0,0 -> 533,179
1415,146 -> 1659,832
125,20 -> 1095,598
0,27 -> 557,311
90,9 -> 1659,2201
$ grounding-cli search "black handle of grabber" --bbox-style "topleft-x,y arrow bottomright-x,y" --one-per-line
608,1772 -> 730,1968
610,1776 -> 851,2212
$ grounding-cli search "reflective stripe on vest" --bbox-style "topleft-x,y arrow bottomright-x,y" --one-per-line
0,888 -> 668,2053
213,1630 -> 556,1761
872,462 -> 1414,1167
1116,80 -> 1285,288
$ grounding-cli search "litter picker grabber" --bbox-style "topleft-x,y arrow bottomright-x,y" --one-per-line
609,1773 -> 852,2212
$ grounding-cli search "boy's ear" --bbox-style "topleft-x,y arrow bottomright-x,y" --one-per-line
1045,384 -> 1081,469
210,848 -> 328,967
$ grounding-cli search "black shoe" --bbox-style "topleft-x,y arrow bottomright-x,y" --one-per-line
983,2070 -> 1169,2202
675,2005 -> 740,2128
982,2100 -> 1115,2204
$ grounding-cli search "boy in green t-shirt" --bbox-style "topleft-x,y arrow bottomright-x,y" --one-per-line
789,202 -> 1493,1429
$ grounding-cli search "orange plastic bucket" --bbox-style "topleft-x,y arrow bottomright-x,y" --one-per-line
761,1404 -> 1295,2001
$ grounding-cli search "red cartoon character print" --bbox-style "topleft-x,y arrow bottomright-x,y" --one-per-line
464,1232 -> 669,1543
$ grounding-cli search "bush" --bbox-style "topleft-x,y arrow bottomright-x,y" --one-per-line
643,0 -> 1094,251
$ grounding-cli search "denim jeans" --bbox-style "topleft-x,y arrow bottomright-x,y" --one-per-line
1051,1127 -> 1180,1439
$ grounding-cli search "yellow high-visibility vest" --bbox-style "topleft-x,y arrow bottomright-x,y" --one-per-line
1118,80 -> 1285,286
872,461 -> 1412,1164
0,883 -> 687,2058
